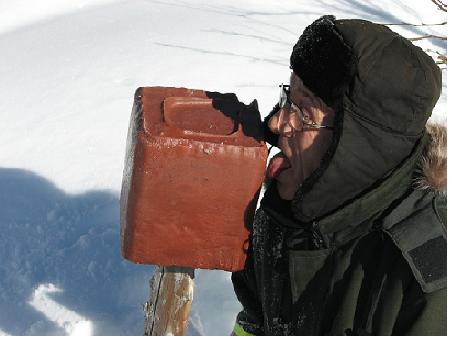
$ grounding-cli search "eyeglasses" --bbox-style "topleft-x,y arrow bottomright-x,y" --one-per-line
279,83 -> 334,131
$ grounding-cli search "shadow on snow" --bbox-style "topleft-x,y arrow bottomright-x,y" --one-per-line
0,168 -> 152,335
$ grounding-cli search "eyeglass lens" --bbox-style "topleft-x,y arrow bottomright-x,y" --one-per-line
279,84 -> 290,108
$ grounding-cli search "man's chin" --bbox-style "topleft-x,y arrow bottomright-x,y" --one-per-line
276,183 -> 296,200
263,168 -> 297,200
275,170 -> 298,200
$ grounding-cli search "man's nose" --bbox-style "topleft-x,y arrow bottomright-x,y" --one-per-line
268,105 -> 301,137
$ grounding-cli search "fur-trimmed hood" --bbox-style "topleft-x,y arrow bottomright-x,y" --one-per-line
416,122 -> 447,193
262,17 -> 445,224
288,18 -> 443,223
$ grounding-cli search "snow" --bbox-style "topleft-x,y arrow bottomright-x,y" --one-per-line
28,283 -> 93,336
0,0 -> 446,336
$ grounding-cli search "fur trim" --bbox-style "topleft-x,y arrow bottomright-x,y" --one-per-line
290,15 -> 355,109
415,122 -> 447,193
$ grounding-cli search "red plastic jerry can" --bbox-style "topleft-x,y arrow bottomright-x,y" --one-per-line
120,87 -> 267,272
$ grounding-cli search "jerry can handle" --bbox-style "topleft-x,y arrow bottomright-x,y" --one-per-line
163,97 -> 243,138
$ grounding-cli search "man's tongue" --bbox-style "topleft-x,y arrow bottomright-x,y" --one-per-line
267,152 -> 291,179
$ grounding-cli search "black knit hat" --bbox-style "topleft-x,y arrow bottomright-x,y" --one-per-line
290,15 -> 355,108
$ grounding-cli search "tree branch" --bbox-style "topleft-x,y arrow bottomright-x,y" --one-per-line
408,34 -> 447,41
382,21 -> 447,26
425,49 -> 448,65
431,0 -> 447,12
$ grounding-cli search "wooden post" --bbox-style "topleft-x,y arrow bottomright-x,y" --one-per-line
144,266 -> 195,336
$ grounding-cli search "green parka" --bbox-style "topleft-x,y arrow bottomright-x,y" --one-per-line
231,18 -> 446,336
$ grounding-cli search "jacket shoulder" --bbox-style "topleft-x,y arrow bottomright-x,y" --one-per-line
382,190 -> 446,293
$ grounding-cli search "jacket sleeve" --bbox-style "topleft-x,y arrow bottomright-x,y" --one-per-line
375,241 -> 447,336
404,287 -> 447,335
383,192 -> 447,335
231,233 -> 265,335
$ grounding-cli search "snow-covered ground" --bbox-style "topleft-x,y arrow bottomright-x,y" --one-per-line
0,0 -> 446,335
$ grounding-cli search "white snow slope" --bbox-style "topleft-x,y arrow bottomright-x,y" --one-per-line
0,0 -> 446,336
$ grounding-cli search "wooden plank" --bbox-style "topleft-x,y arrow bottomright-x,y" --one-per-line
144,266 -> 195,336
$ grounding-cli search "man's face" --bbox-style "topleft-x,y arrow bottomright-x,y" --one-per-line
267,72 -> 335,200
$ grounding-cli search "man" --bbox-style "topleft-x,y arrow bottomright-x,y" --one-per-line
231,16 -> 446,335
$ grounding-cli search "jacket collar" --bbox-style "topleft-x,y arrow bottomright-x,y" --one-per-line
317,132 -> 428,240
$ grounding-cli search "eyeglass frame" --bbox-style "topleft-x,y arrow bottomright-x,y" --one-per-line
279,83 -> 334,131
